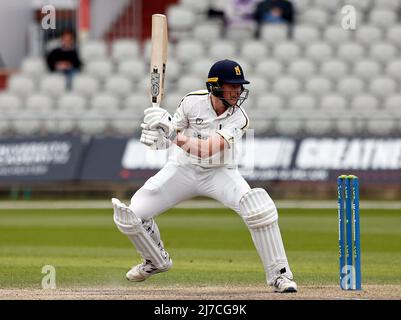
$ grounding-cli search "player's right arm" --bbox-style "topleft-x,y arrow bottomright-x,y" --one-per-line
172,133 -> 226,158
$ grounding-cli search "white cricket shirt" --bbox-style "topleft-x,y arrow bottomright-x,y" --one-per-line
169,90 -> 250,168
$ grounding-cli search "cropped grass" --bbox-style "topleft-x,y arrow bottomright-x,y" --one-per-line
0,207 -> 400,289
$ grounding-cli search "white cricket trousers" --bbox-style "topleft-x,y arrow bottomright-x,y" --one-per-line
129,161 -> 251,220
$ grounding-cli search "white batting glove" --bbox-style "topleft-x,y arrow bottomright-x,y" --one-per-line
144,107 -> 175,139
139,123 -> 171,149
140,123 -> 159,147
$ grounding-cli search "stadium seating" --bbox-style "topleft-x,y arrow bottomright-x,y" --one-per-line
3,0 -> 401,137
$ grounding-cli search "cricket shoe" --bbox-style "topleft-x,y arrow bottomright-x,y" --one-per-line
126,258 -> 172,282
273,275 -> 298,293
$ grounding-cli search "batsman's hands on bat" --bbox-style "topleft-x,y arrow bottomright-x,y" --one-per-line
140,123 -> 171,150
140,123 -> 159,146
143,107 -> 175,140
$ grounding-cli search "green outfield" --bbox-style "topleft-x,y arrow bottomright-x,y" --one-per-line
0,206 -> 401,289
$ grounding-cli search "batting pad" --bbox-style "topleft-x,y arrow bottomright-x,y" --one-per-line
239,189 -> 293,285
112,198 -> 170,270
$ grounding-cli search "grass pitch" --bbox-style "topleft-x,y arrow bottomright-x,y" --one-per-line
0,206 -> 400,292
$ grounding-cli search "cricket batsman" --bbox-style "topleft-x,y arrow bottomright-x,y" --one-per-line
112,59 -> 297,293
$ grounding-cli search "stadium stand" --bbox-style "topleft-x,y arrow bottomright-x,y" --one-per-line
1,0 -> 400,138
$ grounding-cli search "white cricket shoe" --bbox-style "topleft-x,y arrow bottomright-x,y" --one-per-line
126,259 -> 173,282
273,275 -> 298,293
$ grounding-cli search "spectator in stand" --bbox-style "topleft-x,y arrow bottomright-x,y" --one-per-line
224,0 -> 260,34
254,0 -> 295,38
46,29 -> 82,90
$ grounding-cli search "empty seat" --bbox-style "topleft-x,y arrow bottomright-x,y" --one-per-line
337,77 -> 365,98
76,112 -> 108,135
226,25 -> 257,42
110,111 -> 142,135
44,111 -> 76,134
384,94 -> 401,110
320,94 -> 348,115
293,25 -> 320,47
293,0 -> 312,13
320,60 -> 348,81
373,0 -> 400,10
289,94 -> 317,112
353,60 -> 382,82
324,26 -> 352,47
350,94 -> 379,111
191,58 -> 215,78
247,75 -> 269,96
305,77 -> 332,97
256,94 -> 284,113
387,26 -> 401,49
8,75 -> 35,97
254,59 -> 284,81
26,93 -> 54,114
85,59 -> 113,80
21,57 -> 47,78
90,93 -> 120,115
369,9 -> 397,29
275,113 -> 303,135
124,93 -> 151,114
193,23 -> 221,44
366,115 -> 396,135
305,42 -> 333,64
209,40 -> 237,60
288,60 -> 317,81
176,40 -> 206,63
164,57 -> 181,82
72,75 -> 100,97
300,8 -> 329,27
0,93 -> 22,115
312,0 -> 341,12
180,0 -> 210,12
273,77 -> 301,97
39,74 -> 66,97
260,24 -> 288,46
167,5 -> 197,39
273,42 -> 301,63
164,92 -> 185,113
80,40 -> 107,62
118,59 -> 146,82
369,77 -> 397,99
342,0 -> 372,12
240,40 -> 268,62
176,75 -> 204,94
369,43 -> 397,64
12,111 -> 42,135
334,115 -> 363,136
58,93 -> 87,114
338,43 -> 365,64
355,25 -> 383,47
304,111 -> 334,136
386,60 -> 401,82
105,75 -> 133,98
111,39 -> 139,62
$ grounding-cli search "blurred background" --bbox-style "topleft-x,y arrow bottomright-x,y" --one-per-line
0,0 -> 401,201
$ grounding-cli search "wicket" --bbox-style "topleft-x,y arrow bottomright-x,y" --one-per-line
337,175 -> 361,290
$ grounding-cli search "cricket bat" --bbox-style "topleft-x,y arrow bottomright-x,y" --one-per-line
150,14 -> 168,108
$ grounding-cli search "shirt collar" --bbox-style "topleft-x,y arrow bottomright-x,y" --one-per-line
208,95 -> 235,119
